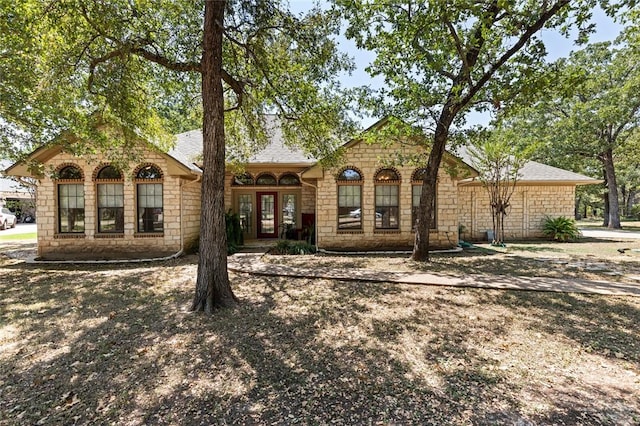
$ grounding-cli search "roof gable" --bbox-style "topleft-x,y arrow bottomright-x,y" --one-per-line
310,116 -> 478,180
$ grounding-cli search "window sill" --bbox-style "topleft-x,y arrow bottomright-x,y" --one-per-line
54,233 -> 86,239
134,233 -> 164,238
374,229 -> 401,234
95,233 -> 125,239
412,228 -> 438,233
337,229 -> 364,234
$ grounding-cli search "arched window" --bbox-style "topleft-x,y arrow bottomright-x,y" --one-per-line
136,164 -> 163,180
256,173 -> 277,185
278,173 -> 300,186
58,165 -> 83,180
336,167 -> 363,230
412,168 -> 428,182
337,168 -> 362,181
411,168 -> 436,229
232,173 -> 254,186
96,165 -> 122,180
135,164 -> 163,233
95,165 -> 124,233
374,168 -> 400,229
56,165 -> 84,233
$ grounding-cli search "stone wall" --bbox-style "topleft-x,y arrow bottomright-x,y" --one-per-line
224,166 -> 315,240
315,141 -> 461,250
36,149 -> 194,259
458,184 -> 576,241
181,178 -> 202,252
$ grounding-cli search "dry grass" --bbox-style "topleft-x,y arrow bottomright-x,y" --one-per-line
1,250 -> 639,425
266,238 -> 640,283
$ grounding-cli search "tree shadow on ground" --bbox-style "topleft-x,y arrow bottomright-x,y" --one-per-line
476,290 -> 640,424
0,258 -> 516,425
2,256 -> 639,425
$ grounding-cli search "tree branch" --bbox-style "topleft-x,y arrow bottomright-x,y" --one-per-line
462,0 -> 571,106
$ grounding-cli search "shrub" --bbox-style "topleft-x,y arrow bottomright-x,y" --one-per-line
271,240 -> 316,255
226,210 -> 244,254
542,216 -> 581,242
187,211 -> 245,255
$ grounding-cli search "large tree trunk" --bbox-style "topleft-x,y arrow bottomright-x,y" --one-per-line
602,148 -> 622,229
191,0 -> 238,312
412,111 -> 455,261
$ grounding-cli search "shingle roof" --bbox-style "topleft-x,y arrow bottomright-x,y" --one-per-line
169,116 -> 316,170
455,146 -> 600,184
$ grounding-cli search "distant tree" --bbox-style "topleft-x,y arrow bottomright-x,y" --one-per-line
0,0 -> 354,312
509,41 -> 640,229
335,0 -> 626,260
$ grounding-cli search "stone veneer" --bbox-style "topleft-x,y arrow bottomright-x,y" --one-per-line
36,149 -> 197,259
224,165 -> 313,240
458,184 -> 576,241
314,141 -> 461,250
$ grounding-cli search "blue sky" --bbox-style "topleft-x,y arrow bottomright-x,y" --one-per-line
289,2 -> 624,127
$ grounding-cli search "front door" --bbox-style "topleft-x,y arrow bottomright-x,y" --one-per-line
257,192 -> 278,238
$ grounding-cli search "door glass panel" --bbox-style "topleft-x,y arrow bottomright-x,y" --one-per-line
238,194 -> 252,234
282,194 -> 296,227
260,194 -> 275,234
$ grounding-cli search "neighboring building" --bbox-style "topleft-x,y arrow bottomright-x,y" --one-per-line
0,162 -> 35,220
5,118 -> 600,260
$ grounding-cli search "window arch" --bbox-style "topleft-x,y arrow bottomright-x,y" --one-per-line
336,167 -> 363,230
96,165 -> 122,180
278,173 -> 300,186
411,168 -> 436,229
337,167 -> 362,182
374,168 -> 400,229
256,173 -> 277,185
55,164 -> 84,234
232,172 -> 254,186
135,164 -> 163,180
57,165 -> 83,180
95,164 -> 124,233
412,168 -> 428,182
134,164 -> 163,233
375,168 -> 400,182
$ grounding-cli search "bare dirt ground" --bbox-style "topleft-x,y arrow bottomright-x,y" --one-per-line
1,247 -> 639,425
266,237 -> 640,284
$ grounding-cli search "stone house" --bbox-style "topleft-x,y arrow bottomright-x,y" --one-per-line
5,118 -> 599,259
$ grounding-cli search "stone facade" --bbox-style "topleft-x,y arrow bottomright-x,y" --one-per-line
458,184 -> 576,241
225,165 -> 312,241
313,140 -> 463,250
11,126 -> 595,259
34,149 -> 196,259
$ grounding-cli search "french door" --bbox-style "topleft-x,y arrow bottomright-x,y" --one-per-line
257,192 -> 278,238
